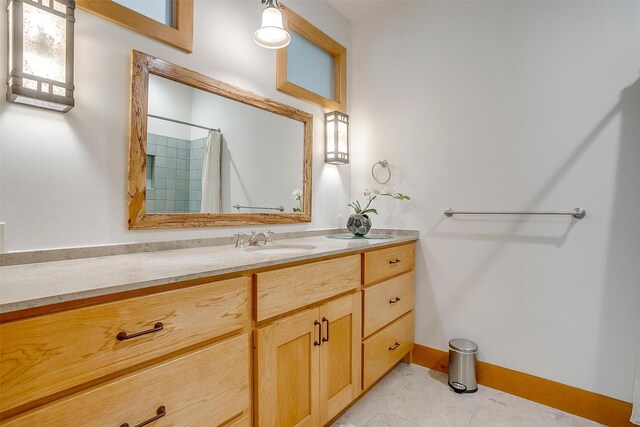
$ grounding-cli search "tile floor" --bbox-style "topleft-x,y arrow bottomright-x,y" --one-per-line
332,364 -> 602,427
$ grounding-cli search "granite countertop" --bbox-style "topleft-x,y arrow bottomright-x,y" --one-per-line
0,233 -> 418,314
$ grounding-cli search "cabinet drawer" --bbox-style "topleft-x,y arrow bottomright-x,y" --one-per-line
2,334 -> 251,426
363,272 -> 414,338
0,277 -> 250,415
362,311 -> 414,390
255,255 -> 360,321
363,243 -> 415,285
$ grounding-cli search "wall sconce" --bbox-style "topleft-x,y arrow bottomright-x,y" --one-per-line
7,0 -> 75,112
325,111 -> 349,165
254,0 -> 290,49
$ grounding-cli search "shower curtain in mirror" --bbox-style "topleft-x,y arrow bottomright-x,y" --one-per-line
201,130 -> 222,213
633,347 -> 640,425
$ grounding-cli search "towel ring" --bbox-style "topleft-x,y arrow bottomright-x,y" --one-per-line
372,160 -> 391,184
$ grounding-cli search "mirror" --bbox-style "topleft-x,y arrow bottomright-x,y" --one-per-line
76,0 -> 193,52
128,51 -> 312,229
276,6 -> 347,112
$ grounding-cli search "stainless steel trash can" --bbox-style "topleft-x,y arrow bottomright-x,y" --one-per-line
448,338 -> 478,393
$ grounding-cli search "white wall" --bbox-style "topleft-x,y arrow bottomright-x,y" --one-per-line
0,0 -> 351,251
147,74 -> 194,140
350,1 -> 640,402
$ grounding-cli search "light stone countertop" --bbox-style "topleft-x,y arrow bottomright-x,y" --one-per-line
0,233 -> 417,314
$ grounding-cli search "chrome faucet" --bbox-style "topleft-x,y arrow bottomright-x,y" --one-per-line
248,230 -> 273,246
249,231 -> 269,246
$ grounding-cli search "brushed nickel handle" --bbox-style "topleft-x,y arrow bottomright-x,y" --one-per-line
389,342 -> 400,351
117,322 -> 163,341
121,405 -> 166,427
322,317 -> 329,343
389,259 -> 401,265
314,320 -> 322,346
389,297 -> 401,304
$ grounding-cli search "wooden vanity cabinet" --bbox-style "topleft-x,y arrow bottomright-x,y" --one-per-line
255,292 -> 361,427
254,242 -> 416,426
1,240 -> 416,427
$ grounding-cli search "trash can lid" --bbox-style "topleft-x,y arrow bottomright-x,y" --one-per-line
449,338 -> 478,353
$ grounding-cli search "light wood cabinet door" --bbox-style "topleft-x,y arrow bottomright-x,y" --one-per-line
255,308 -> 321,427
319,293 -> 361,425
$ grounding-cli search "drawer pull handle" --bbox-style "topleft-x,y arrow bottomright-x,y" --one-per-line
314,320 -> 322,346
117,322 -> 163,341
120,405 -> 166,427
389,342 -> 401,351
389,258 -> 402,264
322,317 -> 330,343
389,297 -> 401,304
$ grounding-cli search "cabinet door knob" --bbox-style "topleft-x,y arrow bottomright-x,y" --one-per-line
120,405 -> 166,427
314,320 -> 322,346
322,317 -> 329,343
389,297 -> 401,304
389,342 -> 400,351
116,322 -> 163,341
389,258 -> 402,265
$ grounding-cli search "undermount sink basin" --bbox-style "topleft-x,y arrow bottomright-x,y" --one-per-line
245,244 -> 316,254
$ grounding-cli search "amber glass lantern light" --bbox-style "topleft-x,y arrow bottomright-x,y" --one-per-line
325,111 -> 349,165
7,0 -> 75,112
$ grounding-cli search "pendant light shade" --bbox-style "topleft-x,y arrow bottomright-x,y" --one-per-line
254,0 -> 290,49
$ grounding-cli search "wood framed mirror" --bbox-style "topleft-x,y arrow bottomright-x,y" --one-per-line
276,6 -> 347,113
77,0 -> 193,52
128,50 -> 312,229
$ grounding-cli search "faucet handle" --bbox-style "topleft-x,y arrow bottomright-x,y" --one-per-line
247,230 -> 257,246
265,229 -> 273,244
234,233 -> 246,248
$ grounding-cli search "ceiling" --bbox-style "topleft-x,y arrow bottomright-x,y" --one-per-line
325,0 -> 398,23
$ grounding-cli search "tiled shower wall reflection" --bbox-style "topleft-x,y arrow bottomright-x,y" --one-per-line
146,133 -> 206,213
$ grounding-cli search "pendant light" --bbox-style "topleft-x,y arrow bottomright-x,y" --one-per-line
254,0 -> 290,49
